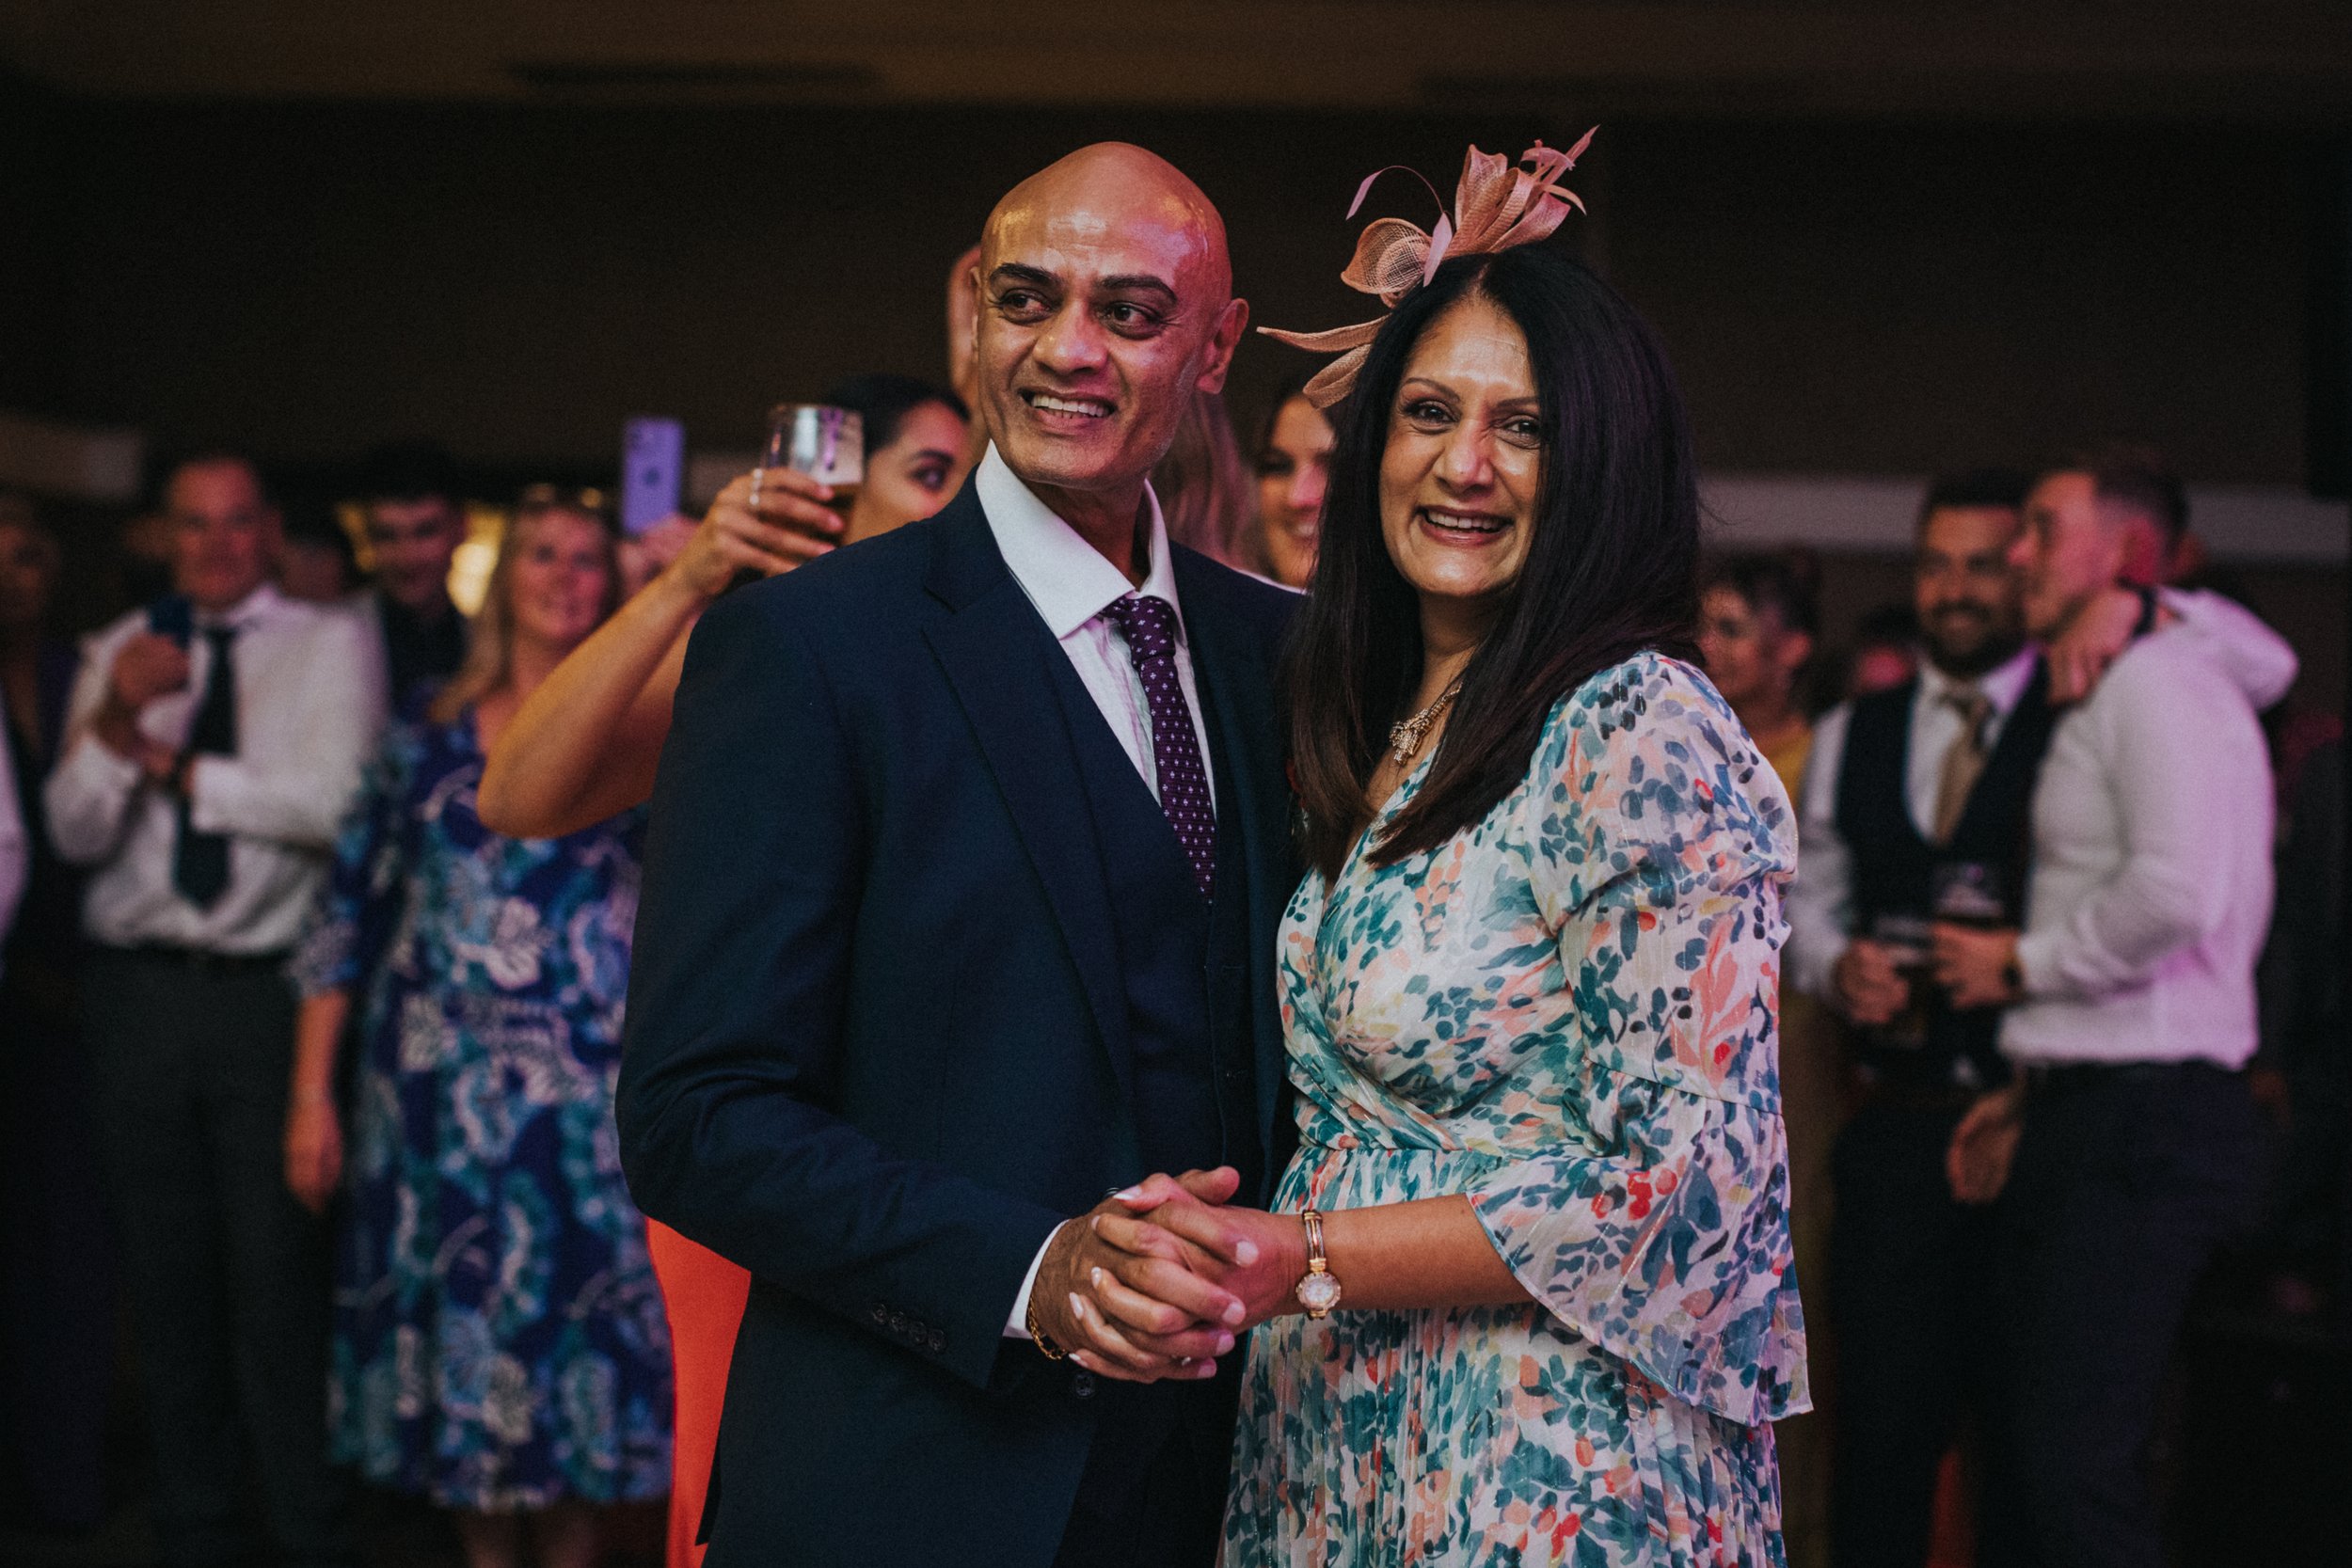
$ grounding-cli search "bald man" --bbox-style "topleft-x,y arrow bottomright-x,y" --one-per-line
619,145 -> 1297,1565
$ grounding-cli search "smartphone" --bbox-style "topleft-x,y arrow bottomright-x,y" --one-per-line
619,417 -> 686,537
148,593 -> 194,647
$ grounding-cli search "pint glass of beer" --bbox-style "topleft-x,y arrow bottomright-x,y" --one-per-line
749,403 -> 863,520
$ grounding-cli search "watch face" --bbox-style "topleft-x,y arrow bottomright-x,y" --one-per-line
1295,1272 -> 1343,1315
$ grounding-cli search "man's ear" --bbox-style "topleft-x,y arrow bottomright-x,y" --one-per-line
1778,629 -> 1816,680
1193,296 -> 1250,396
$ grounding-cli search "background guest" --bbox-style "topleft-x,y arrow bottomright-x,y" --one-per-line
45,451 -> 382,1568
277,495 -> 364,606
0,719 -> 18,951
1247,371 -> 1331,588
1699,547 -> 1822,794
355,439 -> 471,714
476,380 -> 967,1568
284,489 -> 668,1568
0,496 -> 113,1534
1699,542 -> 1833,1554
1937,451 -> 2280,1568
478,374 -> 967,843
819,374 -> 973,545
114,506 -> 177,610
1789,467 -> 2042,1568
1153,388 -> 1256,567
1845,603 -> 1922,699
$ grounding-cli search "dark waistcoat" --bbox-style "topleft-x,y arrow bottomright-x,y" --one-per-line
1040,640 -> 1262,1542
1042,645 -> 1263,1203
1835,663 -> 2058,1087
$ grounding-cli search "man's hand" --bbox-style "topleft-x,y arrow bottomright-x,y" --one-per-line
1099,1185 -> 1307,1332
91,633 -> 192,766
1931,923 -> 2022,1010
284,1094 -> 343,1215
1947,1082 -> 2026,1204
659,469 -> 845,605
1028,1167 -> 1249,1384
1832,939 -> 1912,1027
2045,585 -> 2174,705
106,632 -> 191,713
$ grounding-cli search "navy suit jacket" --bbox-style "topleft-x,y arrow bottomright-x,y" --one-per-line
617,483 -> 1298,1565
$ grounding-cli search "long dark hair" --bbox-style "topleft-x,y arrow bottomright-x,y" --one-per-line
1285,244 -> 1701,880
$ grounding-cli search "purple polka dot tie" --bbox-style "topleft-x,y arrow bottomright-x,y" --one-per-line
1104,593 -> 1216,900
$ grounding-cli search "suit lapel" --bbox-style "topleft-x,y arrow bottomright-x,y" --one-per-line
1173,550 -> 1295,1164
921,494 -> 1136,1105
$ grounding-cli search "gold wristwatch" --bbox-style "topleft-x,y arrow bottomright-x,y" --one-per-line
1294,1208 -> 1343,1318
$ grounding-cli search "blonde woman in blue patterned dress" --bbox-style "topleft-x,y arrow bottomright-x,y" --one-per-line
1078,150 -> 1808,1565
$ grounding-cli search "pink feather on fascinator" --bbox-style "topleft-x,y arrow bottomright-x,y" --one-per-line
1259,132 -> 1597,408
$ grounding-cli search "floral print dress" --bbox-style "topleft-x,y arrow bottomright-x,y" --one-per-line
1225,654 -> 1809,1567
294,715 -> 672,1512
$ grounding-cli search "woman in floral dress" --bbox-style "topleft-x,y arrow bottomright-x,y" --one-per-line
1083,149 -> 1807,1565
283,491 -> 670,1568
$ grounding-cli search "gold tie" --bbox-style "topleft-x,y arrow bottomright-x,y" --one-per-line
1931,689 -> 1994,845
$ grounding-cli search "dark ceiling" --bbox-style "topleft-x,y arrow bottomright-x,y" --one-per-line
4,0 -> 2350,121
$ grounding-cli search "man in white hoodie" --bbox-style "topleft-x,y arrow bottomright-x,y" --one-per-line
1935,446 -> 2282,1568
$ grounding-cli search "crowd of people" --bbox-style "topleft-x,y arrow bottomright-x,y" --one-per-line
0,133 -> 2337,1568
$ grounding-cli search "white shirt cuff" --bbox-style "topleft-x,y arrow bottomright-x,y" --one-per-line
1004,1221 -> 1067,1338
2013,928 -> 2057,1000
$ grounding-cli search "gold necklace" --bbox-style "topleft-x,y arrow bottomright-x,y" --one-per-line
1388,678 -> 1463,766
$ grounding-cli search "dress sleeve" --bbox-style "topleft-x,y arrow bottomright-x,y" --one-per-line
1469,656 -> 1809,1426
289,721 -> 418,1000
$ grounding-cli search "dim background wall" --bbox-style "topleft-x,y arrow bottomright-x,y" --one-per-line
2,87 -> 2344,706
6,100 -> 2328,477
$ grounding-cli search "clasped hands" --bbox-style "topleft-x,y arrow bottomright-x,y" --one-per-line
1027,1167 -> 1308,1385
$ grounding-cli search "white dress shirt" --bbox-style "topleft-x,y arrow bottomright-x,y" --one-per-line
2004,625 -> 2274,1068
973,444 -> 1220,1340
975,444 -> 1216,810
0,728 -> 24,982
45,583 -> 388,955
1788,589 -> 2300,1005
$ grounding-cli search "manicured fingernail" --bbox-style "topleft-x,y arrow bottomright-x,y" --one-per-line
1194,1359 -> 1218,1378
1223,1300 -> 1247,1326
1068,1292 -> 1087,1321
1235,1241 -> 1260,1266
1089,1215 -> 1103,1232
1115,1185 -> 1145,1203
1089,1266 -> 1105,1289
1216,1333 -> 1235,1354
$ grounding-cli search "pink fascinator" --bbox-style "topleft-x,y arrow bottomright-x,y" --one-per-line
1259,132 -> 1597,408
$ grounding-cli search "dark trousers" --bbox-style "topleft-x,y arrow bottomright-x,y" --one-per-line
82,948 -> 348,1568
1979,1065 -> 2261,1568
0,961 -> 115,1528
1052,1365 -> 1238,1568
1827,1095 -> 1995,1568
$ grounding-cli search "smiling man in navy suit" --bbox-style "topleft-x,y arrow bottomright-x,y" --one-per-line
618,144 -> 1300,1566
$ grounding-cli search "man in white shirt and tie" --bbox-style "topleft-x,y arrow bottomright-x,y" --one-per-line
46,451 -> 383,1568
1930,448 -> 2282,1568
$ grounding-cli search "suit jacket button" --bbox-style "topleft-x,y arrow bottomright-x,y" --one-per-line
870,1302 -> 889,1325
927,1328 -> 946,1353
1072,1370 -> 1095,1399
889,1312 -> 909,1337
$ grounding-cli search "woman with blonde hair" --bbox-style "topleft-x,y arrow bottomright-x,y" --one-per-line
284,488 -> 670,1568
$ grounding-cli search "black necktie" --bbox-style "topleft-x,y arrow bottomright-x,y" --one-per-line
173,625 -> 238,909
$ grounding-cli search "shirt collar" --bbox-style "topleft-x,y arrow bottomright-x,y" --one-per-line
1920,642 -> 2039,718
974,443 -> 1182,641
196,582 -> 286,633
